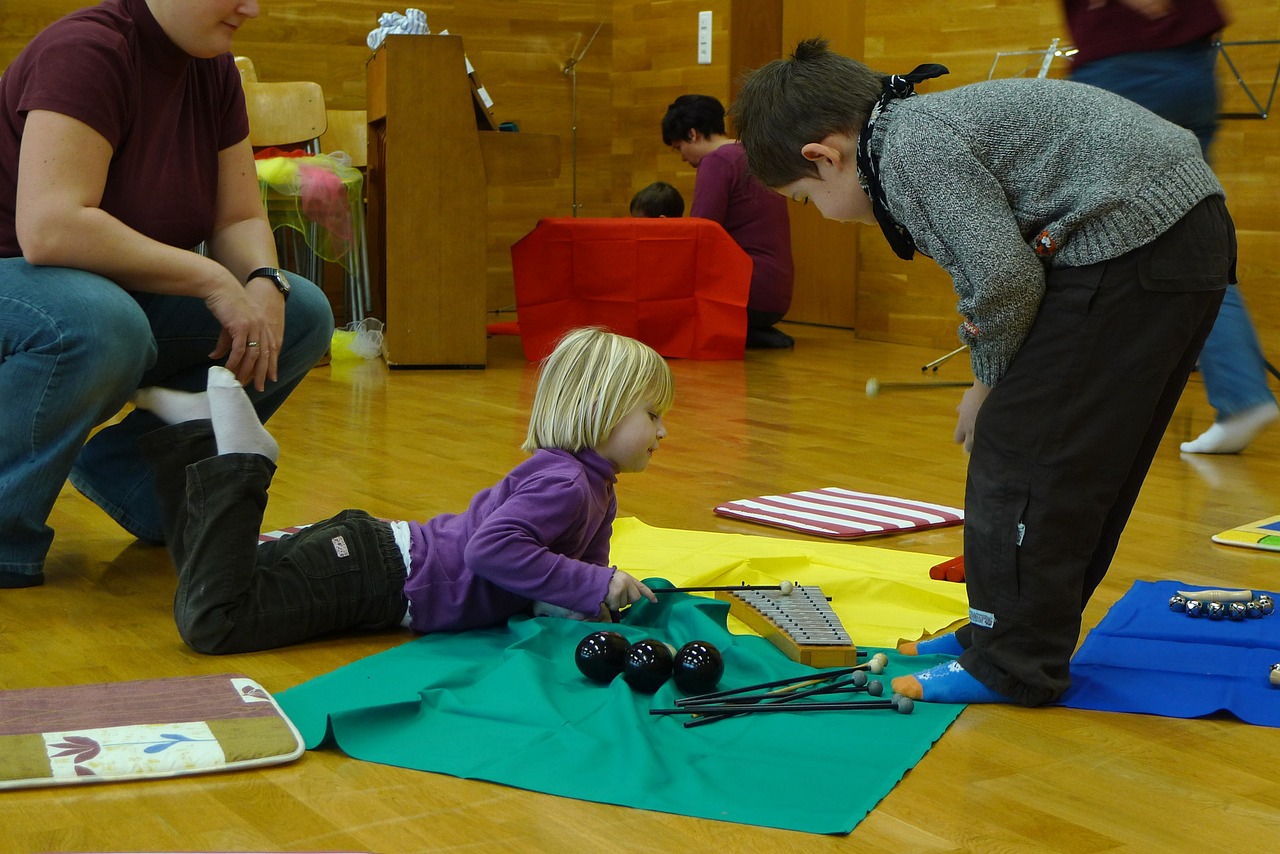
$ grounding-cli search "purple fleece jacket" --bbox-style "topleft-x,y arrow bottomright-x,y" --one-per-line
402,447 -> 618,632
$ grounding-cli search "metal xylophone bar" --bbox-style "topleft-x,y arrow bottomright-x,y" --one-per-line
732,587 -> 853,648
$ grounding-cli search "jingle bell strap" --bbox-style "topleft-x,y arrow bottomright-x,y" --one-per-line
855,63 -> 949,261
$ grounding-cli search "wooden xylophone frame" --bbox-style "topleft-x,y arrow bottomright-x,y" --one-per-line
715,585 -> 858,667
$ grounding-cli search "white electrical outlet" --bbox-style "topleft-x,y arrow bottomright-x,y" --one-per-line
697,10 -> 712,65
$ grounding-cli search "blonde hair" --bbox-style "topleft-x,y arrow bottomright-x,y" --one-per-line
522,327 -> 674,454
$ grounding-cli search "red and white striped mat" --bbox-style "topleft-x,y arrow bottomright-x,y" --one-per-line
714,487 -> 963,539
258,525 -> 311,543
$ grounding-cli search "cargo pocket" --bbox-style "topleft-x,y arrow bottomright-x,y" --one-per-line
1138,197 -> 1235,293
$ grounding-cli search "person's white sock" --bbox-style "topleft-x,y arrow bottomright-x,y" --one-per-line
1180,401 -> 1279,454
133,387 -> 211,425
207,367 -> 279,462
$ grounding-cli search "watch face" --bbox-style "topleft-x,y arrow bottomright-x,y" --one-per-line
249,267 -> 290,298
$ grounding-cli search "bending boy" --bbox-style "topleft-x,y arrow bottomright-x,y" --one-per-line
732,39 -> 1233,706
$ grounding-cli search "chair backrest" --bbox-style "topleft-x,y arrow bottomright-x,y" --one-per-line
242,80 -> 327,152
234,55 -> 258,82
319,109 -> 369,168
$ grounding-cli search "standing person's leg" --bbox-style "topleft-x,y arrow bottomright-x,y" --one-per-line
1180,284 -> 1278,453
0,261 -> 155,587
69,274 -> 333,543
1074,47 -> 1278,452
896,198 -> 1231,706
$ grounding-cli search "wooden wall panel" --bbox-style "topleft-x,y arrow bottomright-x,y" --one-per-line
779,0 -> 865,329
1213,4 -> 1280,366
608,0 -> 735,222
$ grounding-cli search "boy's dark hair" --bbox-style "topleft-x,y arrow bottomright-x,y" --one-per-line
730,38 -> 886,188
629,182 -> 685,218
661,94 -> 727,146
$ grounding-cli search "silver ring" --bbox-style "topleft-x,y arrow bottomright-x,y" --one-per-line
247,341 -> 260,347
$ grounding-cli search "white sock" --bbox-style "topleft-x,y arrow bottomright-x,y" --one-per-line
133,387 -> 211,425
1180,401 -> 1279,455
207,367 -> 279,462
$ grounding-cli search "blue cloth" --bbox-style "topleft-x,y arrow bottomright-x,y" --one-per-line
1059,579 -> 1280,727
1072,45 -> 1276,421
277,585 -> 965,835
0,258 -> 333,580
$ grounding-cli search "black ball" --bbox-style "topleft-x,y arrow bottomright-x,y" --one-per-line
672,641 -> 724,694
622,638 -> 674,693
574,630 -> 628,683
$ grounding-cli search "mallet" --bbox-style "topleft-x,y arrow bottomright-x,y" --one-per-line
653,581 -> 796,596
865,377 -> 971,398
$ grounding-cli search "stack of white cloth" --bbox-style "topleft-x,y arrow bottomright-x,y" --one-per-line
367,8 -> 429,51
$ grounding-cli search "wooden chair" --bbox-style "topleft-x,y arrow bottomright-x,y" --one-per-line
241,80 -> 329,285
319,110 -> 371,321
234,55 -> 258,82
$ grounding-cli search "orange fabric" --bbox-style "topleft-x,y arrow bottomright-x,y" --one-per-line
510,217 -> 750,361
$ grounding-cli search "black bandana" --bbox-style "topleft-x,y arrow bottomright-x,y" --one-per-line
855,64 -> 949,260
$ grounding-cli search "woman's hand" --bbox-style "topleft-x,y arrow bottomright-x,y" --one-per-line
954,381 -> 991,453
205,276 -> 284,391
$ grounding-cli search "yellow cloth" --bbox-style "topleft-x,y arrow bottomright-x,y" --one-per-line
609,517 -> 969,649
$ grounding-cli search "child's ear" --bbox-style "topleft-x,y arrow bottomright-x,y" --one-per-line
800,140 -> 844,168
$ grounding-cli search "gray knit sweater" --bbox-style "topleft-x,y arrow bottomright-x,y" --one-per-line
872,77 -> 1223,387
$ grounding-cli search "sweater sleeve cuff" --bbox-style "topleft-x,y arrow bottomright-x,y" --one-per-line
966,343 -> 1008,389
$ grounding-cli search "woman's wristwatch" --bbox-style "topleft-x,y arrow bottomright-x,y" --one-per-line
246,266 -> 291,301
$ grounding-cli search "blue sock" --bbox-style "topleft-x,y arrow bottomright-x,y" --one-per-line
891,660 -> 1008,704
915,633 -> 964,656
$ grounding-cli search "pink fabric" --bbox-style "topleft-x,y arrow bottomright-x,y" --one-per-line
510,217 -> 751,361
298,164 -> 353,243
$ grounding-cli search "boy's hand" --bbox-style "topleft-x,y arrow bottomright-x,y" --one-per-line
604,570 -> 657,612
954,381 -> 991,453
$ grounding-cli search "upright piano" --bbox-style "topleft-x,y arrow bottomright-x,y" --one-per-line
366,35 -> 561,367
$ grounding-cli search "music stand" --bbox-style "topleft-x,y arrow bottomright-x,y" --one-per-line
563,23 -> 603,217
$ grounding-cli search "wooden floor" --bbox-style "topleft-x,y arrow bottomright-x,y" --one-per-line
4,323 -> 1279,853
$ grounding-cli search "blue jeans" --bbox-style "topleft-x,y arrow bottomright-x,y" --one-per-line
1073,45 -> 1277,420
0,258 -> 333,584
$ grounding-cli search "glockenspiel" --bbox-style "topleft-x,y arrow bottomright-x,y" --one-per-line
715,585 -> 857,667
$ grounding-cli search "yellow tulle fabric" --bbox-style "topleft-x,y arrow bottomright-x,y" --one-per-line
256,152 -> 364,271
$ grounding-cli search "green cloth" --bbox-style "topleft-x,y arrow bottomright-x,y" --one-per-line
278,582 -> 962,835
